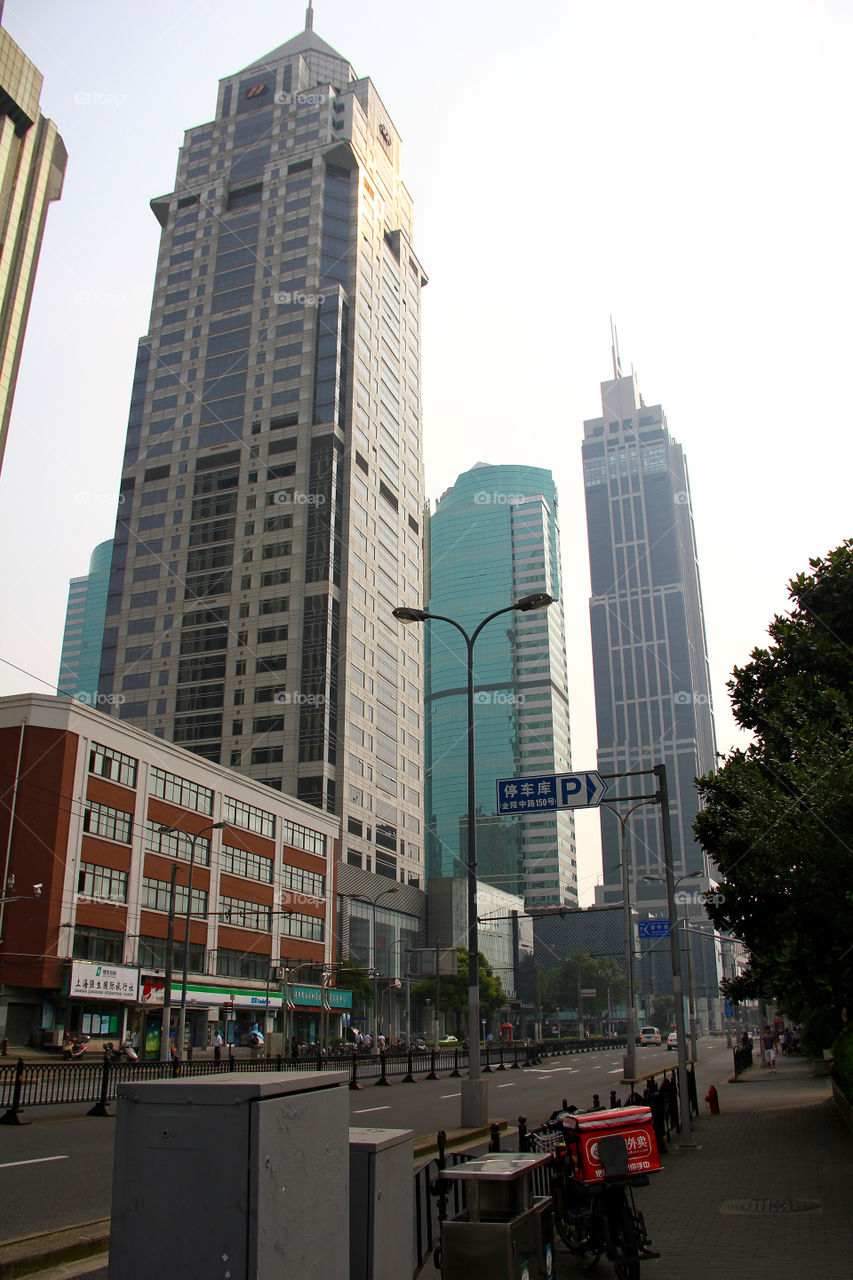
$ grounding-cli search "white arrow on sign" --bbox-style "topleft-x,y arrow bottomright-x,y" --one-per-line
557,771 -> 607,808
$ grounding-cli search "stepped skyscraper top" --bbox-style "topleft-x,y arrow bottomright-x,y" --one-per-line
99,9 -> 429,893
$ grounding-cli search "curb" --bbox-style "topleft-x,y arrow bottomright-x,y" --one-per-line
412,1119 -> 509,1162
0,1220 -> 110,1280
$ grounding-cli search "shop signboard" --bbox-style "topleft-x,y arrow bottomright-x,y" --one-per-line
70,962 -> 138,1002
139,977 -> 284,1008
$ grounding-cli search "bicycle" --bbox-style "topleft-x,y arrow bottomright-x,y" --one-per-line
528,1104 -> 661,1279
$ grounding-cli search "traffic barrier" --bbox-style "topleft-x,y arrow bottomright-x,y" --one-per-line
0,1037 -> 628,1112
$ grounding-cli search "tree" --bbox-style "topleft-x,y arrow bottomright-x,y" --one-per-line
333,958 -> 373,1009
695,541 -> 853,1049
542,951 -> 625,1030
410,948 -> 505,1036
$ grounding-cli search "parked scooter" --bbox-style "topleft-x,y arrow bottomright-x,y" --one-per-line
62,1034 -> 90,1060
104,1040 -> 137,1062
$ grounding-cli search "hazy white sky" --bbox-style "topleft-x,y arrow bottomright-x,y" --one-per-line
1,0 -> 850,903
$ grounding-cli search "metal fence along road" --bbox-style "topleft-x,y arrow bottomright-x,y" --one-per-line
0,1038 -> 628,1115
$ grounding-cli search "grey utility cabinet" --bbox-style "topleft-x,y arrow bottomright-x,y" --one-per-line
349,1127 -> 414,1280
109,1070 -> 350,1280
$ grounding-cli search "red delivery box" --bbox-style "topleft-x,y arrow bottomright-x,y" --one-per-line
561,1106 -> 662,1185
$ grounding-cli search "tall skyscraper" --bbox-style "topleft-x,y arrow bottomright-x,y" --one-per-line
57,539 -> 113,705
582,366 -> 719,1014
99,9 -> 428,889
0,15 -> 67,473
425,463 -> 577,907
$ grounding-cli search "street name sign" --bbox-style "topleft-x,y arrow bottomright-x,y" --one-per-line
638,920 -> 671,939
496,770 -> 607,813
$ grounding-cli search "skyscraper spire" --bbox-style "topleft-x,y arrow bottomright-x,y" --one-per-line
305,1 -> 314,30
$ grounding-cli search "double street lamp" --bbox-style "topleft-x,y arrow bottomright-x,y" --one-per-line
157,820 -> 226,1060
600,797 -> 659,1083
643,869 -> 703,1062
394,591 -> 553,1128
341,885 -> 400,1040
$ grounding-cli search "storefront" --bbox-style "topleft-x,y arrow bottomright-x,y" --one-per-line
287,982 -> 353,1047
62,961 -> 139,1045
137,975 -> 285,1056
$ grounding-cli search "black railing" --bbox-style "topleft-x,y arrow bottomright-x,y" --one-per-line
733,1040 -> 753,1078
0,1038 -> 627,1112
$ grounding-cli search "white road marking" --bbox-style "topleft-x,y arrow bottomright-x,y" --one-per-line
497,1083 -> 515,1088
608,1068 -> 624,1074
0,1155 -> 68,1170
440,1092 -> 461,1099
352,1105 -> 391,1114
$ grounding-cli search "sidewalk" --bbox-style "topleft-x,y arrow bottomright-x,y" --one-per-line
417,1053 -> 853,1280
3,1053 -> 851,1278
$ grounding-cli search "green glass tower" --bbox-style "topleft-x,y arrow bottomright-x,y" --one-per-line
425,463 -> 577,906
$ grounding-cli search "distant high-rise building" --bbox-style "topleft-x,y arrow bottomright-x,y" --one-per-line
425,463 -> 577,907
58,539 -> 113,705
582,367 -> 719,1016
0,16 -> 67,473
99,13 -> 427,888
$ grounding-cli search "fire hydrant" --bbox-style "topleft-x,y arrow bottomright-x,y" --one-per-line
705,1084 -> 720,1115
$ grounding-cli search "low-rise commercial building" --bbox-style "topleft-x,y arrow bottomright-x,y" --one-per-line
0,693 -> 344,1052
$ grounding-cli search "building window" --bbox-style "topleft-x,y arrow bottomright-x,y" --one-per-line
150,766 -> 214,815
72,925 -> 125,963
77,864 -> 129,903
221,843 -> 274,883
216,947 -> 270,980
281,864 -> 325,900
89,742 -> 138,788
141,876 -> 207,917
281,818 -> 327,856
223,795 -> 276,839
220,896 -> 271,931
137,936 -> 205,972
280,911 -> 324,942
145,821 -> 211,867
83,801 -> 133,845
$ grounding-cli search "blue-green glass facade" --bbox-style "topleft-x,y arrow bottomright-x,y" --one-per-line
58,539 -> 113,705
425,464 -> 577,905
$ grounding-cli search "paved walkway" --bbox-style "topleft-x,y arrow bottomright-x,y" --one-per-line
3,1052 -> 851,1278
417,1053 -> 853,1280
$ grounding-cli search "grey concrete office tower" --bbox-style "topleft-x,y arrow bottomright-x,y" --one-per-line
99,12 -> 428,889
582,370 -> 720,1023
0,14 -> 67,473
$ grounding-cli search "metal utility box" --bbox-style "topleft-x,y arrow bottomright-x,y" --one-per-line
349,1127 -> 414,1280
440,1153 -> 554,1280
110,1070 -> 349,1280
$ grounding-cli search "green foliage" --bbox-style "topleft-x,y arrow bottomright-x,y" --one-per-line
695,541 -> 853,1045
410,948 -> 505,1034
651,996 -> 675,1027
831,1026 -> 853,1099
541,951 -> 625,1016
333,958 -> 373,1007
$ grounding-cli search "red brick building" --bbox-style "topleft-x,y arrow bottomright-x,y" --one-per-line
0,694 -> 342,1052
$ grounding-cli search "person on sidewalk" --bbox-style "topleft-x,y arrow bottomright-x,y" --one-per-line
213,1028 -> 223,1061
762,1025 -> 777,1071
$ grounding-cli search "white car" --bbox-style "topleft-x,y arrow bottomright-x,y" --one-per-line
667,1031 -> 678,1051
639,1026 -> 661,1046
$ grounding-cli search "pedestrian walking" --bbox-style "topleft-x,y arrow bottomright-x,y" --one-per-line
762,1025 -> 777,1071
213,1028 -> 223,1061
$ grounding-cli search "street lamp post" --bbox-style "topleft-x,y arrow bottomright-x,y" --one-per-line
653,764 -> 694,1148
600,799 -> 658,1085
341,886 -> 400,1042
157,820 -> 226,1060
394,591 -> 553,1128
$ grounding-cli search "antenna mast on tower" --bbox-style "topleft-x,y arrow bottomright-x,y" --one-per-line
305,1 -> 314,30
610,316 -> 623,379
